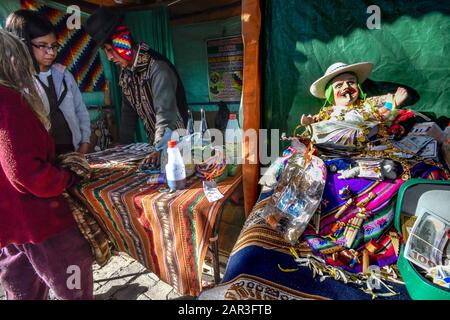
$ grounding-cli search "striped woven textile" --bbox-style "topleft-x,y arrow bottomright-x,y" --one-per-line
21,0 -> 107,92
74,164 -> 242,296
201,163 -> 447,300
201,189 -> 410,300
201,274 -> 329,300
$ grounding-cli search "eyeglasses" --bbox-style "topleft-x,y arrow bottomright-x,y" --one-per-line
31,43 -> 61,53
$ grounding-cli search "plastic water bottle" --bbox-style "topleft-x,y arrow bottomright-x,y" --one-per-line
186,109 -> 194,135
165,140 -> 186,190
225,113 -> 243,166
199,108 -> 211,145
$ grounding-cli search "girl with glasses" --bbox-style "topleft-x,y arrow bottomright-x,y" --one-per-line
6,10 -> 91,156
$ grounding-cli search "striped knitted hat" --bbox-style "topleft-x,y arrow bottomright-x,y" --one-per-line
110,25 -> 133,61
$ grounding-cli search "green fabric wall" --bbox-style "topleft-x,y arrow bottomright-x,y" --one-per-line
172,16 -> 241,112
0,0 -> 20,28
264,0 -> 450,138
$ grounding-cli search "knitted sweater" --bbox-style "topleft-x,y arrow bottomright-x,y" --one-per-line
0,85 -> 76,247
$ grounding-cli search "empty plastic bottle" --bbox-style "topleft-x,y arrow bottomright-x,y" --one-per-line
225,113 -> 243,166
186,109 -> 194,135
199,108 -> 211,145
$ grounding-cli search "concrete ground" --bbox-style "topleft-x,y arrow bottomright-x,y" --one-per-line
90,253 -> 184,300
0,200 -> 244,300
0,252 -> 211,300
0,253 -> 182,300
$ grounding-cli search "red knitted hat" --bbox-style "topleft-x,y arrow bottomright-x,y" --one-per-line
110,25 -> 133,61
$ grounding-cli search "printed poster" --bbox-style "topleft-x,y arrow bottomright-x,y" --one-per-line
207,36 -> 243,102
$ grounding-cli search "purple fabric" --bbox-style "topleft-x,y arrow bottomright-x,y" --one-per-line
302,162 -> 446,272
323,174 -> 374,212
0,227 -> 93,300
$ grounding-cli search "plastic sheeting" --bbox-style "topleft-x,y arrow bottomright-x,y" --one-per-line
263,0 -> 450,137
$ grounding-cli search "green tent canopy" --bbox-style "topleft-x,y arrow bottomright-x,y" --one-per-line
263,0 -> 450,137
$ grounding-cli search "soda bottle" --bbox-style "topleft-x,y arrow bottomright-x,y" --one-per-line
442,123 -> 450,169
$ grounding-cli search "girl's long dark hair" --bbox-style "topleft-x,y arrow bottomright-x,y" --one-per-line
5,9 -> 56,73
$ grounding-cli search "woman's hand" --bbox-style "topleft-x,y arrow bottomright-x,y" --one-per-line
77,143 -> 90,154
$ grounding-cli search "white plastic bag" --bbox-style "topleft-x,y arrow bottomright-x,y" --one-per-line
263,143 -> 327,244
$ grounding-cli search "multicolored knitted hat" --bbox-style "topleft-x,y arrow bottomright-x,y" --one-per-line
110,25 -> 133,61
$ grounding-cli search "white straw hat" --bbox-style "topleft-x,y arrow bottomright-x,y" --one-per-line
310,62 -> 374,99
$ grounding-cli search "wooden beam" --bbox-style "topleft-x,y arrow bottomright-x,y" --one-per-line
53,0 -> 100,13
79,0 -> 136,6
241,0 -> 261,217
170,2 -> 241,25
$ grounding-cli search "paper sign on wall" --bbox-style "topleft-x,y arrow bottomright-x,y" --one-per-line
207,36 -> 243,102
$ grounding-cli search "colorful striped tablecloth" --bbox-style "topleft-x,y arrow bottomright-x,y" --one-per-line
74,164 -> 242,296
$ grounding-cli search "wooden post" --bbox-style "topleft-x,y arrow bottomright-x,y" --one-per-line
241,0 -> 261,217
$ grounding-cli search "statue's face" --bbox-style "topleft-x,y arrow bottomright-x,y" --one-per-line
331,73 -> 359,106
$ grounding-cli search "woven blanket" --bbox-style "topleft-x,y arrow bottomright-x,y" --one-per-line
74,164 -> 242,296
21,0 -> 107,92
198,191 -> 409,300
199,273 -> 329,300
199,163 -> 447,300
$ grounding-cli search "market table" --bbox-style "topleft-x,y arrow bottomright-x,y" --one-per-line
71,145 -> 242,297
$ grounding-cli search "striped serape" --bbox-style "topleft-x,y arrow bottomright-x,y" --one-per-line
303,162 -> 448,273
74,164 -> 242,296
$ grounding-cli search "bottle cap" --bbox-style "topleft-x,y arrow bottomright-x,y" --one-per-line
229,113 -> 237,120
167,140 -> 177,148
